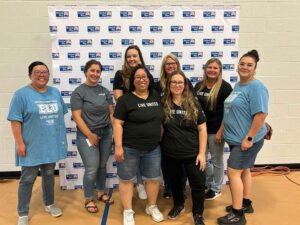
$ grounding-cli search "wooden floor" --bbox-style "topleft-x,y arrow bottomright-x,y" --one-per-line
1,172 -> 300,225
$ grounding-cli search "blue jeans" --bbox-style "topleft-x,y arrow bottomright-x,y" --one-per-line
76,125 -> 112,199
205,134 -> 225,193
18,163 -> 55,216
117,145 -> 161,182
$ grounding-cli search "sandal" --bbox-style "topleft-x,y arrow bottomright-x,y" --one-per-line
98,193 -> 114,205
84,199 -> 98,213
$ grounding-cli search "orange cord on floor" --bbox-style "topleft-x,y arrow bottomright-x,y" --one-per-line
250,166 -> 300,187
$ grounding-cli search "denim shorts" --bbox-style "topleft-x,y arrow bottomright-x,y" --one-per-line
117,145 -> 161,182
228,138 -> 264,170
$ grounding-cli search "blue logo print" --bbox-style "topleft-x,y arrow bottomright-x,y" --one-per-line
77,11 -> 90,18
108,26 -> 121,32
183,11 -> 195,18
100,39 -> 113,46
150,52 -> 163,59
142,39 -> 155,46
162,11 -> 175,18
203,11 -> 216,18
121,39 -> 134,45
150,26 -> 163,33
55,11 -> 69,18
109,52 -> 122,59
88,52 -> 101,59
99,11 -> 112,18
66,26 -> 79,33
141,11 -> 154,18
87,26 -> 100,33
211,51 -> 223,58
191,52 -> 203,59
120,11 -> 133,18
80,39 -> 92,46
171,52 -> 183,58
49,26 -> 57,33
129,26 -> 142,32
171,26 -> 183,32
162,39 -> 175,46
203,39 -> 216,45
191,25 -> 204,32
224,11 -> 236,18
67,52 -> 80,59
183,39 -> 195,45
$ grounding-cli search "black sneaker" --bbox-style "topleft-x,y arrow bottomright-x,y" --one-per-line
163,188 -> 172,199
193,214 -> 205,225
217,212 -> 246,225
225,204 -> 254,213
205,189 -> 222,200
168,206 -> 185,220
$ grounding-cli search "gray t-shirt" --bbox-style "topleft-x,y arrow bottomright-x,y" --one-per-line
71,83 -> 113,130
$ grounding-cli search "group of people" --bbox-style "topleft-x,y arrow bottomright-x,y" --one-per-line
8,45 -> 269,225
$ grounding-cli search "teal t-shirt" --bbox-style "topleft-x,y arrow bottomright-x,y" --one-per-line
223,80 -> 268,145
7,85 -> 68,166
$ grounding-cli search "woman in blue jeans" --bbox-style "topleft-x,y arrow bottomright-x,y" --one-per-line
194,58 -> 232,200
7,61 -> 68,225
71,60 -> 114,213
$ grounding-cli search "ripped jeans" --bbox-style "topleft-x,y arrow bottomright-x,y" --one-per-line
18,163 -> 55,216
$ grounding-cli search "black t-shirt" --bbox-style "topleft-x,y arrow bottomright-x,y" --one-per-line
194,80 -> 232,134
153,78 -> 195,98
113,70 -> 155,93
113,91 -> 164,151
162,103 -> 206,158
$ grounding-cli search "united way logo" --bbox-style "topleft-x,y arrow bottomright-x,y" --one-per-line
69,78 -> 81,84
120,11 -> 133,18
53,78 -> 60,84
183,39 -> 195,45
203,38 -> 216,46
66,174 -> 78,181
49,26 -> 57,33
142,39 -> 154,46
80,39 -> 92,46
162,39 -> 175,46
230,76 -> 238,83
223,64 -> 235,71
232,25 -> 239,32
212,25 -> 224,32
102,65 -> 114,72
162,11 -> 175,18
183,11 -> 195,18
58,39 -> 71,47
61,91 -> 72,97
211,51 -> 223,58
100,39 -> 113,46
77,11 -> 90,18
87,26 -> 100,33
224,11 -> 236,18
88,52 -> 101,59
59,65 -> 72,72
171,26 -> 183,32
121,39 -> 134,45
55,11 -> 69,18
66,26 -> 79,33
129,26 -> 142,32
52,53 -> 59,59
99,11 -> 112,18
182,64 -> 195,71
203,11 -> 216,18
150,52 -> 162,59
67,150 -> 77,157
109,52 -> 122,59
146,65 -> 155,72
108,26 -> 121,33
141,11 -> 154,18
191,52 -> 203,59
191,25 -> 204,32
231,51 -> 239,58
223,38 -> 236,45
150,26 -> 163,33
171,52 -> 183,58
73,163 -> 84,168
67,52 -> 80,59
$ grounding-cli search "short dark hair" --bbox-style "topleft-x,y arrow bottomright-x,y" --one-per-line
129,64 -> 152,92
240,50 -> 260,68
28,61 -> 49,76
84,60 -> 102,74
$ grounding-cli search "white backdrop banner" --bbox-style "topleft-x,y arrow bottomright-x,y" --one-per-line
48,5 -> 240,190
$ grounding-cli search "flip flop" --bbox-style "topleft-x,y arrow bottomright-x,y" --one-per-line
84,199 -> 98,213
98,193 -> 114,205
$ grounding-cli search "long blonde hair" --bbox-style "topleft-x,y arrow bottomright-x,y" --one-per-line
163,71 -> 199,124
195,58 -> 223,111
159,54 -> 180,92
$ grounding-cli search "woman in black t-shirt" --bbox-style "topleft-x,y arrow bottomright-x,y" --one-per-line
113,65 -> 164,224
113,45 -> 153,200
194,58 -> 232,200
162,70 -> 207,225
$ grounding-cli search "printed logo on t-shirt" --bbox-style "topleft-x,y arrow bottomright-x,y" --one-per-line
37,103 -> 58,114
171,109 -> 187,115
137,101 -> 159,108
196,91 -> 209,97
98,93 -> 105,96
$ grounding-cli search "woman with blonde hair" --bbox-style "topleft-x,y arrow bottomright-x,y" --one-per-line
194,58 -> 232,200
162,70 -> 207,225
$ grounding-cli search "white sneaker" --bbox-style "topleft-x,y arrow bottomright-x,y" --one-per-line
45,204 -> 62,217
123,209 -> 135,225
136,184 -> 147,200
18,216 -> 29,225
145,205 -> 164,222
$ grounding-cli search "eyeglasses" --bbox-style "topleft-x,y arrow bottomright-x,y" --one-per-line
32,70 -> 49,76
135,76 -> 148,81
170,81 -> 184,86
165,62 -> 177,67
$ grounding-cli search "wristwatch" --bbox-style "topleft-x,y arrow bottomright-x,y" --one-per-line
247,136 -> 253,142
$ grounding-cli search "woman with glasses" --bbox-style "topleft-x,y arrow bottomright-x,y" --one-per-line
7,61 -> 68,225
71,60 -> 114,213
194,58 -> 232,200
217,50 -> 268,225
114,64 -> 164,225
113,45 -> 154,200
162,70 -> 207,225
